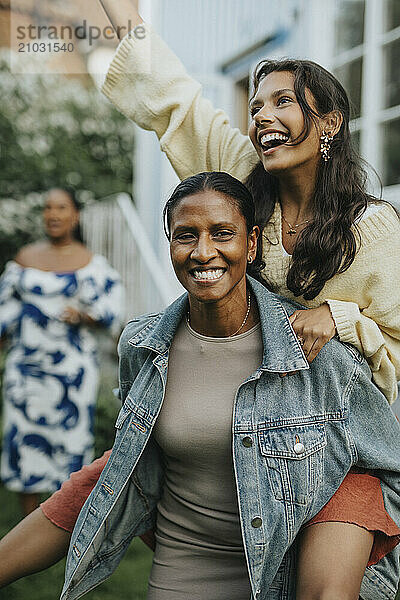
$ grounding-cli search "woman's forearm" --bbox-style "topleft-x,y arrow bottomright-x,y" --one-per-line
98,0 -> 143,37
0,508 -> 71,587
101,13 -> 255,182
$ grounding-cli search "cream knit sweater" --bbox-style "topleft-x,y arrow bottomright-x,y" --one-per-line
102,25 -> 400,404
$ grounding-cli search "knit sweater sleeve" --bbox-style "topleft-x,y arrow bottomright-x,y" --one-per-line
326,204 -> 400,404
102,24 -> 258,182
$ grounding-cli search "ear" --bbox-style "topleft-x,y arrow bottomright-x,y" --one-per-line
247,226 -> 260,261
320,110 -> 343,137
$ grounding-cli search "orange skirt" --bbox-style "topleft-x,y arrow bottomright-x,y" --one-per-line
304,468 -> 400,566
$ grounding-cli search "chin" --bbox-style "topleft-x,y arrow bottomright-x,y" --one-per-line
262,158 -> 300,176
189,289 -> 224,303
187,284 -> 228,304
262,161 -> 287,175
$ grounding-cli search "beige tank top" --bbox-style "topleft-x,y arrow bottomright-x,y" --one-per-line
148,318 -> 263,600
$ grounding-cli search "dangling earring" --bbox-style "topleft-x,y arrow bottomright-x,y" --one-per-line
320,131 -> 334,162
247,256 -> 253,264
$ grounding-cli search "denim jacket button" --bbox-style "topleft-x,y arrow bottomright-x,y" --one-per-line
294,442 -> 305,455
242,436 -> 253,448
251,517 -> 262,528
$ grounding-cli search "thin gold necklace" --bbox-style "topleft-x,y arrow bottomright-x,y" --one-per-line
282,213 -> 310,236
187,294 -> 252,337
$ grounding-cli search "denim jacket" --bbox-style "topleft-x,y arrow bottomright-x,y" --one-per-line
60,277 -> 400,600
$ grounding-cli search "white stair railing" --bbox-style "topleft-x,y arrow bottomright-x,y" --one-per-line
81,193 -> 176,320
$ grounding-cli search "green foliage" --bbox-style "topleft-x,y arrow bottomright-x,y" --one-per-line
0,51 -> 134,269
0,53 -> 134,198
0,350 -> 5,443
93,339 -> 121,457
0,195 -> 45,272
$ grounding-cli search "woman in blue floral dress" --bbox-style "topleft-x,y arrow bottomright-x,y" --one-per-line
0,188 -> 124,515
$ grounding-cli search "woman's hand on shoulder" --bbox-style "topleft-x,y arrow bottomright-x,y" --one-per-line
289,303 -> 337,363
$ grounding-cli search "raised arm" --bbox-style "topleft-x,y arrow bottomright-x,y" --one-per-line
98,0 -> 143,35
98,1 -> 258,182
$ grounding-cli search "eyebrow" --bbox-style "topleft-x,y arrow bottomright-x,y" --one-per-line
171,222 -> 238,233
249,88 -> 295,108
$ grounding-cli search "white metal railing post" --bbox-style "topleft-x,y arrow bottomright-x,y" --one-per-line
81,193 -> 177,317
116,193 -> 176,305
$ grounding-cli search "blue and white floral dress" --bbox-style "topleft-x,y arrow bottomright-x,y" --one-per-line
0,255 -> 124,493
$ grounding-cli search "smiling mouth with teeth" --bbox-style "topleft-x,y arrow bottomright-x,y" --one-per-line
260,132 -> 289,152
191,268 -> 225,281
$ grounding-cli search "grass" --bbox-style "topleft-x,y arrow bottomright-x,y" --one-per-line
0,485 -> 153,600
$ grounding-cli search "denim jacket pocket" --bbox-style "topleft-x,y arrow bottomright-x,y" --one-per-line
258,423 -> 326,505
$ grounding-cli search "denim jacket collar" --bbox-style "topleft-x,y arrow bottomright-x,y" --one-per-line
128,276 -> 309,374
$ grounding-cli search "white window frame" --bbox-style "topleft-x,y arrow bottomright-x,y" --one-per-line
329,0 -> 400,205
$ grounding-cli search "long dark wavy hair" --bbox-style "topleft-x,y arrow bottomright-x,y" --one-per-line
163,171 -> 265,281
245,58 -> 380,300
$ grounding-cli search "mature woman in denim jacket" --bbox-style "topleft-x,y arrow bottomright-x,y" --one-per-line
1,172 -> 400,600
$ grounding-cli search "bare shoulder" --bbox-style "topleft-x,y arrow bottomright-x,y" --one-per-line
75,243 -> 93,262
15,241 -> 93,271
14,242 -> 49,267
